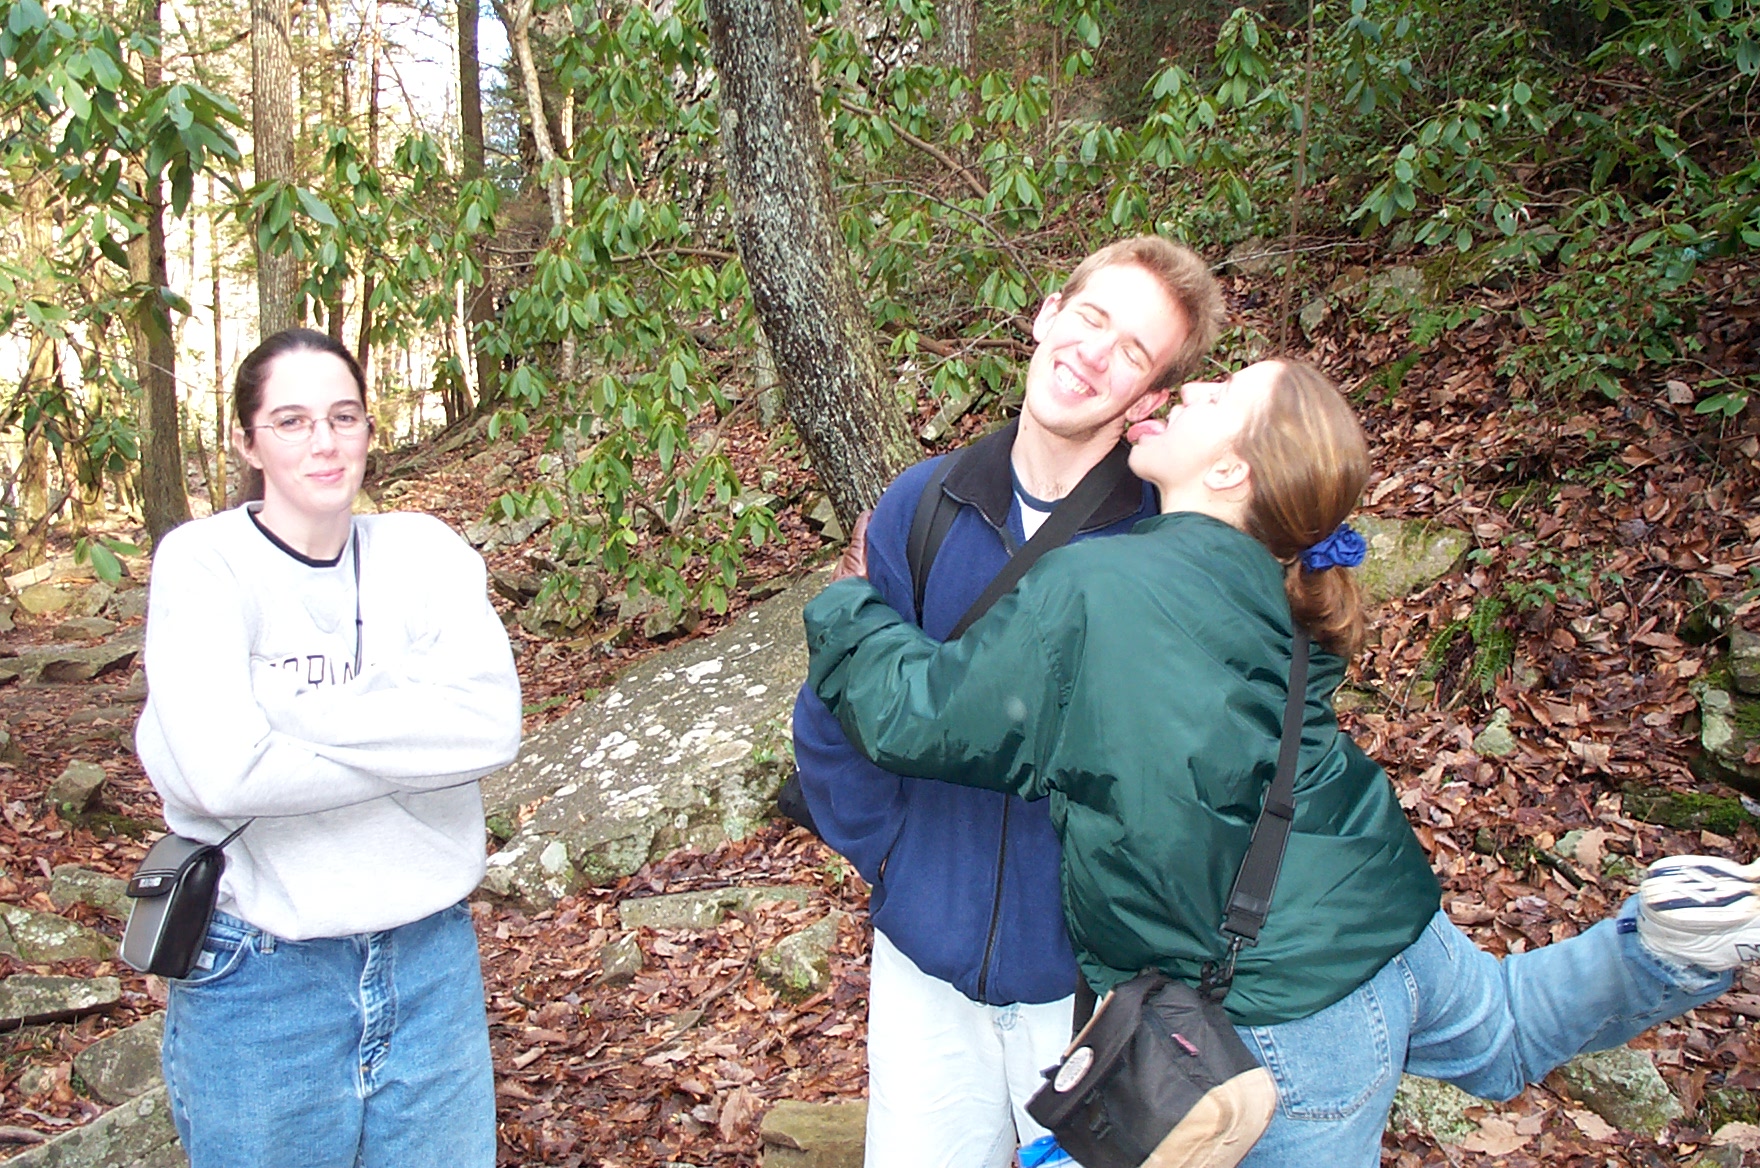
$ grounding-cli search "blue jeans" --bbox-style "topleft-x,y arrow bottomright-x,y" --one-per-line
1235,900 -> 1730,1168
162,902 -> 496,1168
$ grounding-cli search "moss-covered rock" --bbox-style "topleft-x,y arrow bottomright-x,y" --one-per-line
1387,1075 -> 1479,1144
1693,680 -> 1760,795
757,911 -> 845,999
480,573 -> 821,907
1622,783 -> 1755,836
1354,516 -> 1471,606
1547,1047 -> 1683,1137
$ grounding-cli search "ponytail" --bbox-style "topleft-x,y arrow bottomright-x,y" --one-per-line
1284,561 -> 1365,659
1235,361 -> 1370,659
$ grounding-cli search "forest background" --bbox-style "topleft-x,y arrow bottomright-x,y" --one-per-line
4,0 -> 1760,1163
3,0 -> 1758,613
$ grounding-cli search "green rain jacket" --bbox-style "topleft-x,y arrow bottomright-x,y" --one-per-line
805,511 -> 1441,1027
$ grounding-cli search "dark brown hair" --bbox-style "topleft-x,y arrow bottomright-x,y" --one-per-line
1058,236 -> 1226,389
232,328 -> 368,504
1235,360 -> 1370,657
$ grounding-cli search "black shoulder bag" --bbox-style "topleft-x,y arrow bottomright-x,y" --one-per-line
1024,631 -> 1312,1168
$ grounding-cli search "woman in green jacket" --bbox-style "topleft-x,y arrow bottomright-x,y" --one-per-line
804,359 -> 1750,1167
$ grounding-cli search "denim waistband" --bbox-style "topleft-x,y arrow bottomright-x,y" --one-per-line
206,902 -> 471,950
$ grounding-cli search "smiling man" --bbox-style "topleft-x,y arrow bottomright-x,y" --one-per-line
792,237 -> 1226,1168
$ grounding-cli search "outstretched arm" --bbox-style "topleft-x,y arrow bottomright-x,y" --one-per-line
803,575 -> 1066,800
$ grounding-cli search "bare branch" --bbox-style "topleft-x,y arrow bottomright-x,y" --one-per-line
838,97 -> 988,201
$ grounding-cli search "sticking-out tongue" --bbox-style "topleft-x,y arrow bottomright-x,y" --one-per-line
1126,418 -> 1166,444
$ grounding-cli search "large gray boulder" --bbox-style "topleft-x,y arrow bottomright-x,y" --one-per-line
480,571 -> 826,906
5,1086 -> 185,1168
1355,516 -> 1470,605
50,866 -> 131,919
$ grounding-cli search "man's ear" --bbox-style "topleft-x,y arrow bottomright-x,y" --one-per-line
233,426 -> 262,470
1124,388 -> 1169,423
1030,293 -> 1063,343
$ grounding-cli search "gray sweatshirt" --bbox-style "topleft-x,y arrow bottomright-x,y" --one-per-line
135,505 -> 522,940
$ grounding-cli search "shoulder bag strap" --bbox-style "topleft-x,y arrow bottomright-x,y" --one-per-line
946,440 -> 1134,640
1203,628 -> 1312,998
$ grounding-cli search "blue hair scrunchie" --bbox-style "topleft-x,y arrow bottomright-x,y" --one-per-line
1300,524 -> 1366,572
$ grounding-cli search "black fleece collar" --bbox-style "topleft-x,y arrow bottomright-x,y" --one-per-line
940,417 -> 1149,534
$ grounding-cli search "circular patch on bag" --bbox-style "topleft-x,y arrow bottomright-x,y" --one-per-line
1053,1046 -> 1093,1093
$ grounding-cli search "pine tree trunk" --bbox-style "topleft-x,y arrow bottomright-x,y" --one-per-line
702,0 -> 916,525
252,0 -> 300,337
130,0 -> 191,543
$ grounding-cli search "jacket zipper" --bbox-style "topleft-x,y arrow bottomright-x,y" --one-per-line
974,796 -> 1012,1002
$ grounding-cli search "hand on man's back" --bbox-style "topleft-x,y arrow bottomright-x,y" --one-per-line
832,510 -> 871,582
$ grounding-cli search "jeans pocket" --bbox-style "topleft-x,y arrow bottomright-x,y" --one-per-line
1244,979 -> 1394,1120
174,912 -> 253,988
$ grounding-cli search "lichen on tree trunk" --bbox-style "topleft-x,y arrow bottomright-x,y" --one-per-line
703,0 -> 917,527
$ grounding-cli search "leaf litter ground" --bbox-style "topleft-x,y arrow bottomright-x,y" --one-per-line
0,261 -> 1758,1165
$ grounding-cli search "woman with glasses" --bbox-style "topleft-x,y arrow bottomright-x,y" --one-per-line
135,327 -> 521,1168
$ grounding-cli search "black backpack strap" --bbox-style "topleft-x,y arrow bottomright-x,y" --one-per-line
1203,629 -> 1312,998
946,440 -> 1134,640
906,452 -> 962,626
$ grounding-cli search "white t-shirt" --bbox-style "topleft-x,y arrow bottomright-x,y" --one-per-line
1014,475 -> 1058,541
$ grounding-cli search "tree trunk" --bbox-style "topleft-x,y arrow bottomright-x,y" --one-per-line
210,176 -> 229,509
507,0 -> 568,236
357,23 -> 381,382
703,0 -> 916,525
316,0 -> 346,342
508,0 -> 575,378
252,0 -> 300,337
935,0 -> 975,73
129,0 -> 192,543
458,0 -> 497,407
12,336 -> 55,566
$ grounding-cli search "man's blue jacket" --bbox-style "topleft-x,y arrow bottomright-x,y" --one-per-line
791,420 -> 1157,1005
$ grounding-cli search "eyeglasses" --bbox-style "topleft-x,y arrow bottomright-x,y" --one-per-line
250,409 -> 371,443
